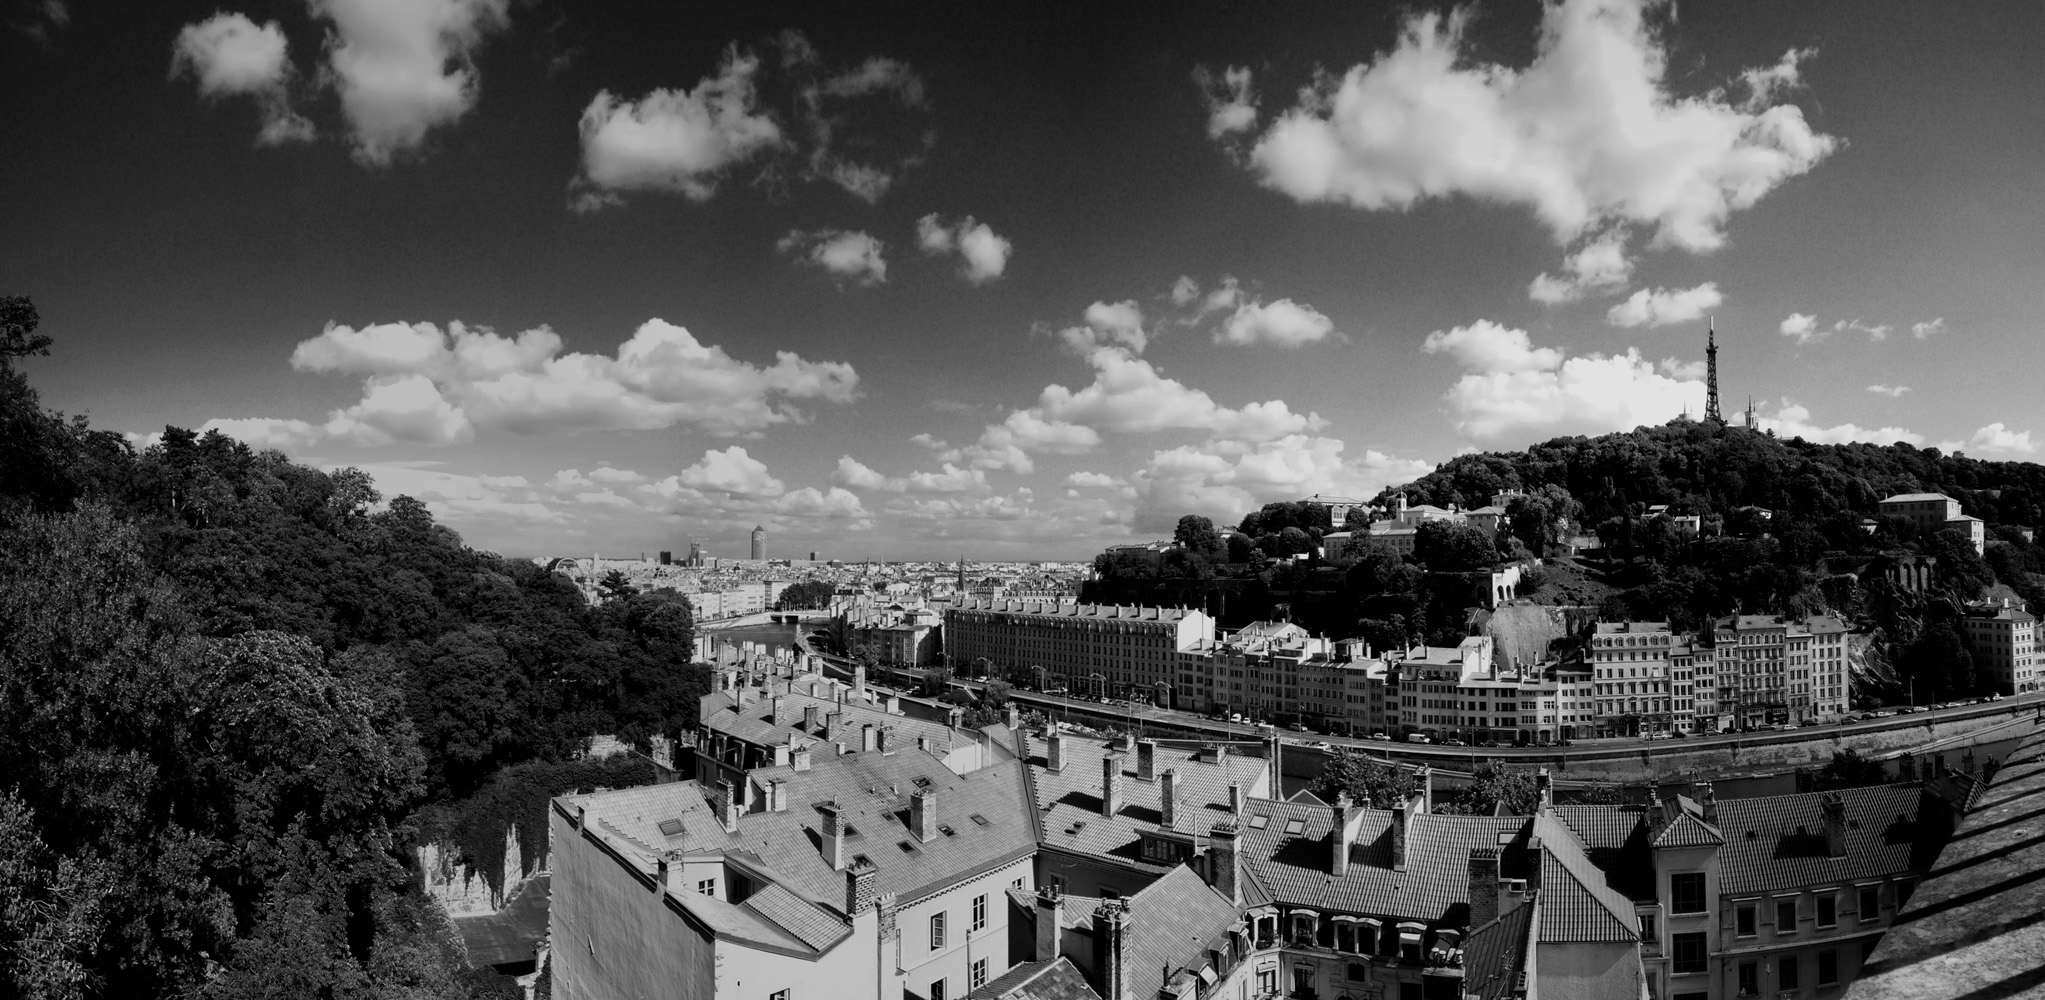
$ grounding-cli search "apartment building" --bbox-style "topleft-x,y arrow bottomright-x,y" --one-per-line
944,600 -> 1214,703
1958,599 -> 2038,694
1876,492 -> 1986,555
1806,617 -> 1851,716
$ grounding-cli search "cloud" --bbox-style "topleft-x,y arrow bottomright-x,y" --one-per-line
1605,282 -> 1723,328
1778,312 -> 1822,344
317,0 -> 510,165
915,214 -> 1012,283
1911,317 -> 1946,339
170,13 -> 314,145
348,460 -> 568,527
1759,401 -> 1922,446
1215,297 -> 1337,348
680,446 -> 784,496
203,317 -> 856,450
1866,384 -> 1910,398
779,229 -> 887,286
1170,276 -> 1201,306
1228,0 -> 1837,253
833,456 -> 987,494
1195,65 -> 1257,139
1833,317 -> 1891,341
1054,300 -> 1148,355
1429,325 -> 1707,443
572,48 -> 783,207
1527,231 -> 1633,304
1959,423 -> 2037,455
1131,435 -> 1431,533
786,33 -> 933,202
1064,471 -> 1127,489
1034,348 -> 1323,440
1658,357 -> 1706,380
1422,320 -> 1564,373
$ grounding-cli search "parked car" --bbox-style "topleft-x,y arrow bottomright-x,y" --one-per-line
1228,713 -> 1243,723
1289,723 -> 1310,732
1444,738 -> 1468,747
1368,732 -> 1390,742
1407,734 -> 1432,744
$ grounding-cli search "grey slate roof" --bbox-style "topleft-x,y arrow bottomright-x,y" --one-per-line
1236,796 -> 1529,924
1651,811 -> 1725,849
1531,813 -> 1638,944
1553,805 -> 1654,902
702,687 -> 957,752
1023,731 -> 1269,868
1714,785 -> 1936,896
1120,866 -> 1243,998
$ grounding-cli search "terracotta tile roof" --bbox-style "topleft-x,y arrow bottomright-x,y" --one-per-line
1651,811 -> 1725,849
1714,785 -> 1936,896
742,882 -> 851,951
967,957 -> 1100,1000
1550,805 -> 1653,902
1461,901 -> 1535,1000
1119,866 -> 1242,998
702,687 -> 956,751
1023,731 -> 1269,869
1531,813 -> 1638,944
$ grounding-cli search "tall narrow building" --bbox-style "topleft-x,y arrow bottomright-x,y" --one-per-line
1704,320 -> 1725,425
749,525 -> 765,561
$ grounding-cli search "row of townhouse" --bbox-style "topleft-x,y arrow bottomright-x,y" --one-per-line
547,666 -> 1968,1000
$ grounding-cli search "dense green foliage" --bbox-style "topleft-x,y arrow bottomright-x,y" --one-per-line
1310,747 -> 1420,809
0,300 -> 708,998
415,756 -> 656,897
774,579 -> 836,610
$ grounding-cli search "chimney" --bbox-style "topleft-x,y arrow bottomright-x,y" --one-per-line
820,802 -> 846,870
824,711 -> 843,741
1093,902 -> 1129,1000
853,665 -> 868,702
770,695 -> 785,723
1391,801 -> 1409,872
886,694 -> 901,714
1007,703 -> 1022,730
1036,886 -> 1064,960
1468,848 -> 1500,929
911,789 -> 938,843
717,781 -> 740,833
1206,822 -> 1241,905
1697,781 -> 1717,826
1331,792 -> 1353,876
804,704 -> 821,732
1135,740 -> 1157,781
1535,768 -> 1553,812
1646,780 -> 1666,836
1102,753 -> 1125,817
1415,766 -> 1433,815
656,855 -> 671,892
1048,730 -> 1068,772
1160,769 -> 1180,831
948,707 -> 966,730
1260,724 -> 1282,793
862,723 -> 879,752
793,745 -> 813,772
1820,791 -> 1847,858
1120,731 -> 1136,753
845,858 -> 878,918
879,725 -> 894,754
917,735 -> 933,755
768,778 -> 788,812
1228,782 -> 1243,816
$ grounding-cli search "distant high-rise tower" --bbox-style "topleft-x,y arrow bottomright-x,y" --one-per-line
750,525 -> 766,561
1704,320 -> 1725,425
957,555 -> 968,595
1745,396 -> 1757,431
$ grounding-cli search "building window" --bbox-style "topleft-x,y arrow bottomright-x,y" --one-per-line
1346,964 -> 1369,982
971,959 -> 988,990
1671,932 -> 1707,975
1776,898 -> 1798,934
1780,954 -> 1800,990
1736,903 -> 1757,938
1013,877 -> 1026,892
698,878 -> 717,897
1858,884 -> 1880,921
931,912 -> 946,950
1816,893 -> 1837,928
1738,961 -> 1758,997
1257,968 -> 1277,995
1670,873 -> 1706,914
1641,912 -> 1657,943
929,979 -> 947,1000
972,894 -> 987,932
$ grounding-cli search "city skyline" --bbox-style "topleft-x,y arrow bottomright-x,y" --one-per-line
6,1 -> 2044,559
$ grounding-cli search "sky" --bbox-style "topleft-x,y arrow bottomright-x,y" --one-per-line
5,0 -> 2044,561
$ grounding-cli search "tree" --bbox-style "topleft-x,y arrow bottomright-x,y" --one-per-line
774,579 -> 836,611
1812,749 -> 1890,791
1225,533 -> 1254,563
1308,748 -> 1417,809
1414,520 -> 1496,572
1174,515 -> 1225,560
1573,783 -> 1626,805
597,570 -> 638,603
1441,759 -> 1541,815
0,295 -> 51,363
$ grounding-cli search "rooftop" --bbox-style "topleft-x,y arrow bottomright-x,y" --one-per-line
966,957 -> 1099,1000
1879,493 -> 1958,504
1023,729 -> 1269,867
950,599 -> 1202,622
1714,784 -> 1940,896
1847,724 -> 2045,1000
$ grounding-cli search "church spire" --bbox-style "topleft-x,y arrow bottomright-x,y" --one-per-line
1704,318 -> 1725,426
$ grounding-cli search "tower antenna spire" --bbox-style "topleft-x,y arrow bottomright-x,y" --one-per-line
1704,318 -> 1724,426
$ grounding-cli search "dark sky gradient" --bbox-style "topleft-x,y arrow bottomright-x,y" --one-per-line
5,1 -> 2042,559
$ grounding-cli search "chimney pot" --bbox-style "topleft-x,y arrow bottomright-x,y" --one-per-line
1102,753 -> 1125,817
862,723 -> 878,752
1136,739 -> 1157,781
1205,822 -> 1241,905
1160,769 -> 1180,831
911,789 -> 938,843
820,801 -> 846,870
1468,848 -> 1500,929
1036,887 -> 1064,960
1048,731 -> 1068,772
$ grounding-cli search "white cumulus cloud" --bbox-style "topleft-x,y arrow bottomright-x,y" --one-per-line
573,48 -> 784,207
779,229 -> 887,286
1195,65 -> 1257,139
1911,317 -> 1947,339
1428,323 -> 1707,444
1528,231 -> 1633,304
170,13 -> 314,145
1779,312 -> 1822,345
1961,422 -> 2037,455
1215,297 -> 1337,348
316,0 -> 510,165
1759,402 -> 1923,446
915,214 -> 1012,284
1866,384 -> 1909,398
680,446 -> 784,496
1230,0 -> 1837,253
1606,283 -> 1723,328
1131,435 -> 1431,533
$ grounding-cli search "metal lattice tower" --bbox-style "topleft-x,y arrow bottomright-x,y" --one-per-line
1704,319 -> 1724,425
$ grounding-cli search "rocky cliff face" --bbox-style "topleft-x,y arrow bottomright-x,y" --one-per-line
420,823 -> 539,916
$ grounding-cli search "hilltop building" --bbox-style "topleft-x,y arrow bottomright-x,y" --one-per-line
1875,493 -> 1985,555
1957,598 -> 2038,694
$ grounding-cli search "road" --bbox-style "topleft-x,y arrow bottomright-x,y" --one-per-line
997,685 -> 2045,765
